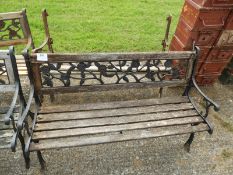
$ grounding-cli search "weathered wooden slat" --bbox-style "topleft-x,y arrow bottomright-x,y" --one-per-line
16,58 -> 25,63
38,103 -> 194,124
0,130 -> 13,139
0,50 -> 9,59
15,64 -> 26,67
30,124 -> 208,151
18,71 -> 28,75
15,56 -> 24,59
2,71 -> 28,76
30,51 -> 195,63
0,106 -> 19,114
0,11 -> 23,20
0,137 -> 11,149
3,52 -> 16,84
0,85 -> 16,92
0,124 -> 13,130
33,116 -> 203,140
38,106 -> 195,123
0,114 -> 18,122
40,96 -> 189,114
0,39 -> 28,47
0,144 -> 10,149
0,112 -> 16,130
41,80 -> 187,94
13,66 -> 27,70
1,71 -> 27,76
36,110 -> 198,131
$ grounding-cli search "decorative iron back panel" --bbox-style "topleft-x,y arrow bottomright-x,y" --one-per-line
0,19 -> 24,41
40,59 -> 188,88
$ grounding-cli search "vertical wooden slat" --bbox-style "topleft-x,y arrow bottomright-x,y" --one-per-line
19,15 -> 28,39
32,63 -> 42,94
21,9 -> 35,49
2,51 -> 15,84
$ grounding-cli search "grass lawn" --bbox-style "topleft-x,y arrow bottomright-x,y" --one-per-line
0,0 -> 184,52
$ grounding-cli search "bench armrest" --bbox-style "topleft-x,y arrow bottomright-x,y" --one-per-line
184,46 -> 219,117
32,38 -> 51,53
32,9 -> 53,53
183,77 -> 219,134
13,83 -> 39,155
23,37 -> 34,54
4,82 -> 20,125
17,83 -> 35,130
191,77 -> 220,112
19,85 -> 39,161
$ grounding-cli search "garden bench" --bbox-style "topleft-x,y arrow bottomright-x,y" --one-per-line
0,9 -> 53,75
0,47 -> 26,151
19,46 -> 219,169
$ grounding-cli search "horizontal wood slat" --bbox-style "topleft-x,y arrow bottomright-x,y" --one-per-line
0,11 -> 23,20
38,103 -> 193,125
0,124 -> 13,130
30,124 -> 208,151
0,85 -> 16,92
33,116 -> 203,140
30,51 -> 195,63
39,96 -> 189,114
0,130 -> 13,139
36,110 -> 198,131
0,106 -> 19,114
0,136 -> 11,149
0,114 -> 18,122
0,39 -> 28,47
0,125 -> 13,149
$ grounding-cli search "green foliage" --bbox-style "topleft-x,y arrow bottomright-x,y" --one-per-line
0,0 -> 183,52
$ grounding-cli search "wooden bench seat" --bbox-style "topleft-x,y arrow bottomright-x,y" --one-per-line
30,96 -> 209,151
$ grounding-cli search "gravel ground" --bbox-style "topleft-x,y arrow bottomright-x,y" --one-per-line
0,81 -> 232,175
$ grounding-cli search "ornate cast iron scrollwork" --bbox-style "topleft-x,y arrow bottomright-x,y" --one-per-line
40,59 -> 185,88
0,19 -> 23,41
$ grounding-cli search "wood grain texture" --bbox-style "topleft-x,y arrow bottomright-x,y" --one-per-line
30,124 -> 209,151
0,106 -> 19,114
37,103 -> 193,125
36,110 -> 198,131
33,116 -> 203,140
0,123 -> 13,130
0,85 -> 16,92
0,129 -> 13,149
40,96 -> 189,113
0,11 -> 23,20
0,39 -> 28,47
0,114 -> 18,122
30,51 -> 195,63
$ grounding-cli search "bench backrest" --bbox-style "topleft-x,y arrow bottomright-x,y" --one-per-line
0,9 -> 34,48
24,50 -> 197,97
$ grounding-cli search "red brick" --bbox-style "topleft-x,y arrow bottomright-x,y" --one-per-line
181,0 -> 230,31
192,0 -> 233,7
